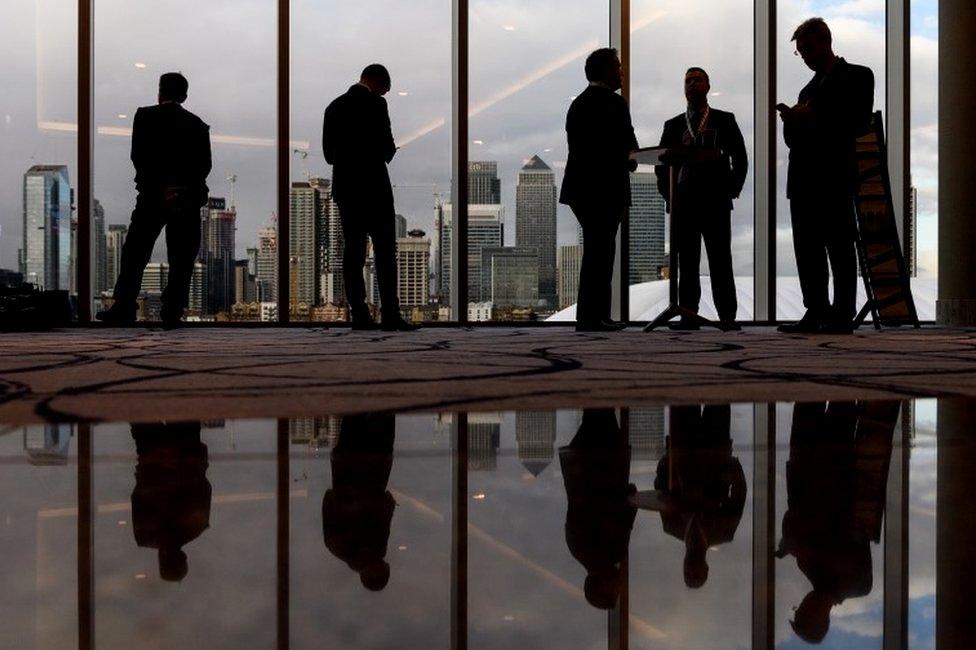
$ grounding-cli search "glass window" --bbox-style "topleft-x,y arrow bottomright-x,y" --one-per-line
911,0 -> 938,318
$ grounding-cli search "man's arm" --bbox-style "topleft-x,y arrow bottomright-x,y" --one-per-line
726,114 -> 748,199
655,121 -> 673,203
322,105 -> 335,165
850,66 -> 875,138
378,97 -> 397,164
130,108 -> 147,170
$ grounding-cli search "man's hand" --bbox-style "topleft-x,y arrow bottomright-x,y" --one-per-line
779,103 -> 813,125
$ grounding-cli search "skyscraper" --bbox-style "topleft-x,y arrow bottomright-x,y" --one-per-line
396,229 -> 430,308
558,243 -> 583,309
629,171 -> 666,284
515,155 -> 557,308
469,161 -> 501,204
234,259 -> 256,304
515,411 -> 555,477
256,223 -> 278,303
435,203 -> 504,305
93,199 -> 108,294
481,246 -> 539,308
395,213 -> 408,240
105,224 -> 128,294
200,197 -> 236,315
290,178 -> 332,308
22,165 -> 71,290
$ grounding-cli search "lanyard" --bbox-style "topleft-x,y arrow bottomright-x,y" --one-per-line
684,105 -> 710,140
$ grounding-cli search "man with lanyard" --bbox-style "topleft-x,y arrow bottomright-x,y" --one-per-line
656,67 -> 748,330
778,18 -> 874,334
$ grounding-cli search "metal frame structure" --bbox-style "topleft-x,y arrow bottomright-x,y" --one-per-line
70,1 -> 912,327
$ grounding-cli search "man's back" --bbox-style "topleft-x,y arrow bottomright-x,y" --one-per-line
131,103 -> 212,204
323,84 -> 396,204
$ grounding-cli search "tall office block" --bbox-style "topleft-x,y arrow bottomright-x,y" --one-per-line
395,213 -> 408,240
515,411 -> 556,477
235,259 -> 256,305
290,178 -> 332,308
93,199 -> 107,294
22,165 -> 71,290
558,243 -> 583,309
397,229 -> 431,308
141,262 -> 168,294
481,246 -> 538,309
629,171 -> 667,284
105,224 -> 127,292
436,203 -> 504,305
469,161 -> 501,205
433,199 -> 451,303
256,223 -> 278,303
189,262 -> 205,315
200,197 -> 236,316
515,156 -> 557,307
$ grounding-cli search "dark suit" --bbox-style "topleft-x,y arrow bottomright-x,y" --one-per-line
323,84 -> 400,320
785,59 -> 874,322
560,85 -> 638,325
559,409 -> 636,610
130,421 -> 211,581
322,413 -> 396,591
111,103 -> 212,319
656,108 -> 747,321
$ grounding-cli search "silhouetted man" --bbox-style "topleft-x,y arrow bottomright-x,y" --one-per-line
778,18 -> 874,334
323,64 -> 418,331
560,49 -> 639,332
776,401 -> 896,643
130,421 -> 212,582
654,404 -> 746,587
97,72 -> 212,329
559,409 -> 636,609
322,413 -> 397,591
657,68 -> 748,331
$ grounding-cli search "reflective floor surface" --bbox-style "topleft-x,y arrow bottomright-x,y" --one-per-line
4,399 -> 971,649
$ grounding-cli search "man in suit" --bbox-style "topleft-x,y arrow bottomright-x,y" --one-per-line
323,64 -> 418,331
97,72 -> 212,329
560,48 -> 639,332
778,18 -> 874,334
656,68 -> 748,330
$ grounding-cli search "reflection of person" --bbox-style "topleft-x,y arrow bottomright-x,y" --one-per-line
776,401 -> 896,643
560,48 -> 639,332
97,73 -> 212,329
778,18 -> 875,334
654,404 -> 746,587
323,65 -> 419,332
322,413 -> 397,591
130,421 -> 212,582
559,409 -> 636,609
656,69 -> 748,330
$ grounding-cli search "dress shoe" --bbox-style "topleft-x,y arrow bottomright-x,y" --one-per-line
576,320 -> 627,332
381,318 -> 421,332
720,320 -> 741,331
95,307 -> 136,325
161,317 -> 182,331
819,318 -> 854,335
668,317 -> 700,331
350,318 -> 379,331
777,312 -> 821,334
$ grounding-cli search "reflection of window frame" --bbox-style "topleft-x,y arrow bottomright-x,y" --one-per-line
68,0 -> 910,326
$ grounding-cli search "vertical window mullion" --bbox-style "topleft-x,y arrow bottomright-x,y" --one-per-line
78,0 -> 93,323
277,0 -> 291,323
452,0 -> 469,323
754,0 -> 776,322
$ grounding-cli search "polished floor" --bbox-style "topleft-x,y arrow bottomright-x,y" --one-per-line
3,326 -> 976,424
4,398 -> 971,649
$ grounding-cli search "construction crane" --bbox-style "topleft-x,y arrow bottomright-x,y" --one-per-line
293,149 -> 311,180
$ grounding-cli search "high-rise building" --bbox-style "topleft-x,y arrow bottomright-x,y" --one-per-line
256,223 -> 278,303
22,165 -> 71,290
558,243 -> 583,309
395,213 -> 408,240
397,229 -> 431,308
105,224 -> 128,293
515,155 -> 557,307
435,203 -> 504,305
468,412 -> 501,471
629,172 -> 666,284
93,199 -> 108,294
515,411 -> 555,476
433,199 -> 451,303
290,179 -> 332,308
235,259 -> 257,304
141,262 -> 169,294
906,185 -> 918,277
200,197 -> 236,316
481,246 -> 539,308
189,262 -> 205,315
469,161 -> 501,204
289,416 -> 342,450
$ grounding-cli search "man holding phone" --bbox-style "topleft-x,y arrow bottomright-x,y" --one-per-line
778,18 -> 874,334
656,67 -> 748,330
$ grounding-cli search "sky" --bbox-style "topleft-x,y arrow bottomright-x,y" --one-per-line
0,0 -> 939,295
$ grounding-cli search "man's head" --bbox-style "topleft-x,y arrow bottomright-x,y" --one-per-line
359,559 -> 391,591
792,17 -> 835,72
584,48 -> 622,91
684,67 -> 711,106
158,72 -> 189,104
158,547 -> 189,582
791,590 -> 833,643
683,543 -> 710,588
360,63 -> 392,96
584,569 -> 622,610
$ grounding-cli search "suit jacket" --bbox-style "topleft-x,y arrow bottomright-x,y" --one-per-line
323,84 -> 397,206
559,85 -> 639,214
785,58 -> 874,199
131,103 -> 212,206
655,107 -> 748,211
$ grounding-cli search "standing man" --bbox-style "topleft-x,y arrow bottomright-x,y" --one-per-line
778,18 -> 874,334
560,48 -> 639,332
323,64 -> 418,331
97,72 -> 211,329
657,68 -> 748,330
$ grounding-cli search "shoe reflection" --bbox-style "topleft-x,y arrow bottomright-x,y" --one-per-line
130,422 -> 212,582
322,413 -> 396,592
776,401 -> 898,643
559,409 -> 637,610
654,404 -> 746,589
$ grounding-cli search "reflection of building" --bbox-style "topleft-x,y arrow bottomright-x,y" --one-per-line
481,246 -> 538,309
397,230 -> 431,308
469,161 -> 501,205
515,411 -> 555,476
629,172 -> 666,284
630,407 -> 666,462
22,165 -> 71,291
516,156 -> 557,308
23,424 -> 73,466
468,413 -> 502,471
289,417 -> 342,450
558,243 -> 583,309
